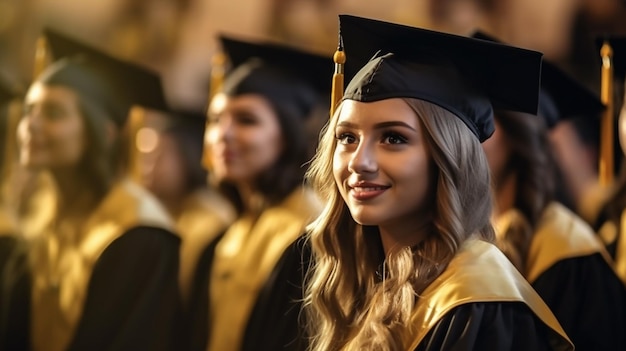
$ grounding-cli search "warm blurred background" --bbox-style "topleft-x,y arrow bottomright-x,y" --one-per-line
1,0 -> 626,111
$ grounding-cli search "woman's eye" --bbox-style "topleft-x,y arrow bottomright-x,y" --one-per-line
382,132 -> 408,145
336,133 -> 356,144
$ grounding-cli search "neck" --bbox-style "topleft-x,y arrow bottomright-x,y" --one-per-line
236,182 -> 264,215
50,167 -> 103,221
378,213 -> 430,257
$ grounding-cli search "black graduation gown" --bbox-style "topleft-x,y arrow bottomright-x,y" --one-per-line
242,235 -> 310,351
532,253 -> 626,351
0,234 -> 31,351
185,232 -> 224,351
417,302 -> 555,351
65,226 -> 182,351
242,238 -> 572,351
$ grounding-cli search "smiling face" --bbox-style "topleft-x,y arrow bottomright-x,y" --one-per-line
205,93 -> 284,186
333,98 -> 432,229
18,82 -> 87,170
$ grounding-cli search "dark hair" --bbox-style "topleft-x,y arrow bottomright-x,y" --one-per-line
72,90 -> 125,200
216,95 -> 320,215
494,110 -> 557,268
164,122 -> 207,194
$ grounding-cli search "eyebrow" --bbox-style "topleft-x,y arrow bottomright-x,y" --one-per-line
336,120 -> 417,132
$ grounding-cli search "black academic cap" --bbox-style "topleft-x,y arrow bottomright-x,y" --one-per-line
339,15 -> 543,142
217,35 -> 333,120
473,30 -> 604,128
595,35 -> 626,79
36,28 -> 169,126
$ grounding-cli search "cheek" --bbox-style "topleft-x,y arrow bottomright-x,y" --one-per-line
619,111 -> 626,156
332,150 -> 347,194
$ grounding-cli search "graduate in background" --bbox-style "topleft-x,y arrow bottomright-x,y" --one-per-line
18,29 -> 182,351
303,15 -> 571,351
186,36 -> 330,351
475,31 -> 626,351
0,77 -> 31,351
138,108 -> 235,303
596,36 -> 626,285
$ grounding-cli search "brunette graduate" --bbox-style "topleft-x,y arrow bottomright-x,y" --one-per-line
18,29 -> 182,351
186,35 -> 330,351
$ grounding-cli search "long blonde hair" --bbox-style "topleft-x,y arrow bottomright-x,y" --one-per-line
304,98 -> 494,350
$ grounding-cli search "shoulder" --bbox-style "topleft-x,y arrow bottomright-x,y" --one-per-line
408,239 -> 571,349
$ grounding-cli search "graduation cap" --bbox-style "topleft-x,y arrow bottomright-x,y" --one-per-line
36,28 -> 169,126
473,31 -> 604,128
216,35 -> 333,120
337,15 -> 543,142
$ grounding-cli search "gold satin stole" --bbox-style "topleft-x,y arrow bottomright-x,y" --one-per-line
406,239 -> 573,351
30,179 -> 174,351
177,188 -> 235,302
207,187 -> 321,351
496,202 -> 609,284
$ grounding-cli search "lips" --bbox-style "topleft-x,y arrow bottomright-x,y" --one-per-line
348,182 -> 390,201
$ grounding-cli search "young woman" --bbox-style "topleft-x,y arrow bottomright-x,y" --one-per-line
475,31 -> 626,351
186,36 -> 329,351
303,15 -> 572,351
17,30 -> 181,351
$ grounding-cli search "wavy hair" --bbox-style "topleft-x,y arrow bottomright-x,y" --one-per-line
304,98 -> 494,350
492,110 -> 556,271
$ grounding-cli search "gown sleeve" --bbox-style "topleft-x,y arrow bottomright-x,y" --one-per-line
416,302 -> 554,351
65,226 -> 182,351
242,235 -> 310,351
532,253 -> 626,351
184,231 -> 224,351
0,235 -> 31,351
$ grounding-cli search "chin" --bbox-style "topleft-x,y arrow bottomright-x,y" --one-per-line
349,211 -> 382,226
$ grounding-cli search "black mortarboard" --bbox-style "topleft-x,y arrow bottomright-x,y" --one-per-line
36,28 -> 169,126
473,31 -> 604,128
339,15 -> 543,142
217,35 -> 333,120
595,36 -> 626,79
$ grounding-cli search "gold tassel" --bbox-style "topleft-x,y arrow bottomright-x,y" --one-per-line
208,52 -> 227,103
599,41 -> 614,187
33,36 -> 50,79
330,33 -> 345,118
127,106 -> 145,183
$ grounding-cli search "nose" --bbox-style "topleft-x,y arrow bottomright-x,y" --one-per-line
348,142 -> 378,174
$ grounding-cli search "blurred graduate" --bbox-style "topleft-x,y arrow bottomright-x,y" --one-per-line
185,35 -> 330,351
475,31 -> 625,351
17,29 -> 182,351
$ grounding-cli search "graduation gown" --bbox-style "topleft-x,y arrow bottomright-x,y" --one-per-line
29,179 -> 182,351
597,207 -> 626,285
496,202 -> 626,351
245,237 -> 572,351
0,210 -> 30,351
242,235 -> 310,351
176,188 -> 234,303
190,187 -> 321,351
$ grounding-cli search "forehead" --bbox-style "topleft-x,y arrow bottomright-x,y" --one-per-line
209,92 -> 276,117
337,98 -> 418,125
26,82 -> 80,106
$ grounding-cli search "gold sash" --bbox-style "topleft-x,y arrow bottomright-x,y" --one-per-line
177,188 -> 235,301
31,179 -> 174,351
407,239 -> 573,351
207,187 -> 321,351
496,202 -> 608,283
